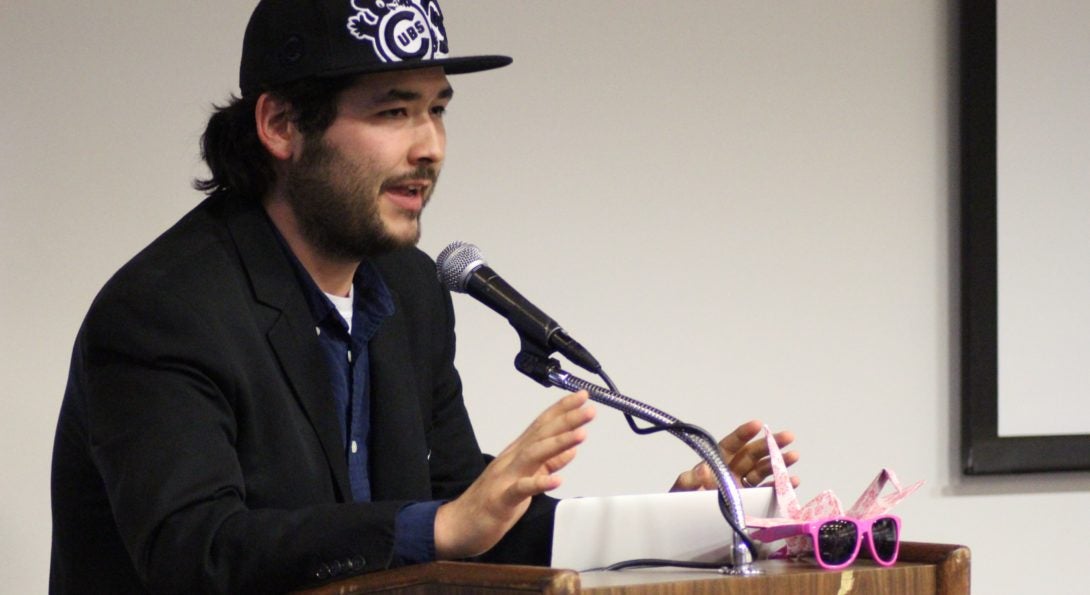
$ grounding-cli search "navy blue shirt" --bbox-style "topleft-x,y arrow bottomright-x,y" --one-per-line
306,262 -> 389,502
273,226 -> 442,565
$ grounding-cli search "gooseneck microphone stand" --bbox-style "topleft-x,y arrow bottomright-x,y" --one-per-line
514,345 -> 761,576
435,241 -> 758,575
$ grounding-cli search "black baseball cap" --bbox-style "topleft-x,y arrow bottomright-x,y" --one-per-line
239,0 -> 512,97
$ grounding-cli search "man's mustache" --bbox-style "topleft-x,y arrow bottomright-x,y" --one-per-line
381,166 -> 440,191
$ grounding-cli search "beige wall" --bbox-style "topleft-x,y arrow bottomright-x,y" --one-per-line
3,2 -> 1088,592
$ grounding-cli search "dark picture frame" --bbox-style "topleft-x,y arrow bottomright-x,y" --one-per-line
960,0 -> 1090,474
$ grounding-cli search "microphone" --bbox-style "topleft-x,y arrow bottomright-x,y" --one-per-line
436,241 -> 601,373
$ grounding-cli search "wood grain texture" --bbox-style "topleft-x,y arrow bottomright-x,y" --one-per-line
293,542 -> 969,595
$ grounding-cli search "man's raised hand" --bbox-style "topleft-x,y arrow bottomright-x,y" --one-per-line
434,391 -> 595,559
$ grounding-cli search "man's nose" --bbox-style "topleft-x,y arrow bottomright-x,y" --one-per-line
408,119 -> 445,166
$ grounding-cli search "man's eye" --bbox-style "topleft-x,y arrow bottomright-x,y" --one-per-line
431,105 -> 447,117
381,108 -> 408,118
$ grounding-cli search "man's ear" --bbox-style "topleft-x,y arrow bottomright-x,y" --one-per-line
254,92 -> 299,162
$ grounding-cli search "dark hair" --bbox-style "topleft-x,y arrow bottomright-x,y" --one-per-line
194,76 -> 359,200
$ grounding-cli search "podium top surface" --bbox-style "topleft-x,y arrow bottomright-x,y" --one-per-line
293,541 -> 969,595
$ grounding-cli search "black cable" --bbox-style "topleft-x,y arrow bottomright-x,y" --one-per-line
594,558 -> 731,572
598,368 -> 619,393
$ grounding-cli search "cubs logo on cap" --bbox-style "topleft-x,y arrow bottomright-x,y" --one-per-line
346,0 -> 450,63
239,0 -> 511,97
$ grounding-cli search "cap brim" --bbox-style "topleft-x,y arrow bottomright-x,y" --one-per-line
318,54 -> 512,80
433,54 -> 513,75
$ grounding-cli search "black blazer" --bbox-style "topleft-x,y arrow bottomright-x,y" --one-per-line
50,193 -> 555,594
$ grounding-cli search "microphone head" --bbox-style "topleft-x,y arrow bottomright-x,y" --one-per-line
436,241 -> 487,293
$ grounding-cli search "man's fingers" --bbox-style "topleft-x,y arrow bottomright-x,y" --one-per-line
671,465 -> 700,492
520,397 -> 595,457
717,419 -> 763,458
496,391 -> 592,462
489,392 -> 594,496
435,393 -> 595,560
543,445 -> 579,474
771,430 -> 796,451
503,473 -> 564,506
671,462 -> 714,491
724,426 -> 795,459
550,397 -> 596,434
672,423 -> 802,493
781,449 -> 801,467
739,445 -> 801,487
747,439 -> 800,474
512,424 -> 588,476
549,391 -> 591,418
514,391 -> 592,442
726,428 -> 796,474
733,428 -> 790,460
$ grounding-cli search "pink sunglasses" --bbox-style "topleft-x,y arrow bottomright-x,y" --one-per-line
750,515 -> 901,570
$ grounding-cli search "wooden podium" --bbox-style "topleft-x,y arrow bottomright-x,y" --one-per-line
294,542 -> 969,594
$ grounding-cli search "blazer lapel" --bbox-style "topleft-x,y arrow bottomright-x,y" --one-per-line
224,197 -> 352,501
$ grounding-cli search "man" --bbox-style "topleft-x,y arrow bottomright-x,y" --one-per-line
51,1 -> 798,593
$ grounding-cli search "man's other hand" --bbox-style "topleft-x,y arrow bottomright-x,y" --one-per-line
670,420 -> 800,492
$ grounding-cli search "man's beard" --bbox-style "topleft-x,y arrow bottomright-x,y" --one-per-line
283,136 -> 438,261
